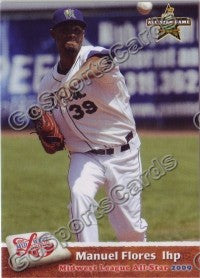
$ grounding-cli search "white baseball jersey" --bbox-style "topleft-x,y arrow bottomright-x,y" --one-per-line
39,45 -> 140,152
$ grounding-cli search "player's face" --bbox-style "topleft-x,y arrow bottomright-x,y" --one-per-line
51,22 -> 85,55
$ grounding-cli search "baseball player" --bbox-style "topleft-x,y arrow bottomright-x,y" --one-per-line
36,8 -> 148,242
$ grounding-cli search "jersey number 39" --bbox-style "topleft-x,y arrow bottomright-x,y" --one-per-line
69,100 -> 98,120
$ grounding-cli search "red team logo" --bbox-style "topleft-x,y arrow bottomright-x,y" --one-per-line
13,232 -> 55,258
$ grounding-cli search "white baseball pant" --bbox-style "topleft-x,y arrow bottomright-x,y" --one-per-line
67,140 -> 148,242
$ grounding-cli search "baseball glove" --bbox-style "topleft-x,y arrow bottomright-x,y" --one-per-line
28,106 -> 65,154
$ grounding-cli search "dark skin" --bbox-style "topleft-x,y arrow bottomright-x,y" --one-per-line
50,22 -> 111,74
50,21 -> 113,98
50,22 -> 85,74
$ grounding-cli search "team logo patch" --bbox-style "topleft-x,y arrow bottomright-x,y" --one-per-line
64,9 -> 76,19
146,3 -> 191,41
13,232 -> 55,258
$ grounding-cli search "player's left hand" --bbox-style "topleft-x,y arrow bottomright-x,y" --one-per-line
28,106 -> 65,154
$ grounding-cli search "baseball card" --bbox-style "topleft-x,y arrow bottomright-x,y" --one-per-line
1,0 -> 199,277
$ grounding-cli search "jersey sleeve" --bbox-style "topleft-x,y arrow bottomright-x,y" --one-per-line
81,45 -> 120,84
85,46 -> 110,60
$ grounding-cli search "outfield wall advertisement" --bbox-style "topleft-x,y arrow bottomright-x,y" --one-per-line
0,5 -> 198,128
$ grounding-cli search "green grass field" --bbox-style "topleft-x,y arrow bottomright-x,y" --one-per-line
1,132 -> 199,242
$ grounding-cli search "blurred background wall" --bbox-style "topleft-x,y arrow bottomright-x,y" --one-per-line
0,0 -> 199,129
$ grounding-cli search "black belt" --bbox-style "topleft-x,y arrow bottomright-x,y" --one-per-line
88,131 -> 133,155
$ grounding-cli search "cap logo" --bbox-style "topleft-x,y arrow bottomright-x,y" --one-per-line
64,9 -> 76,19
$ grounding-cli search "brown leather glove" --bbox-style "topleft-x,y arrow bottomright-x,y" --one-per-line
28,106 -> 65,154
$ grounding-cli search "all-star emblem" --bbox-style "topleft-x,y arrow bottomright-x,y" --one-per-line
146,4 -> 191,41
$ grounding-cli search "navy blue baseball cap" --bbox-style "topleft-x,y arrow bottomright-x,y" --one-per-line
52,8 -> 86,29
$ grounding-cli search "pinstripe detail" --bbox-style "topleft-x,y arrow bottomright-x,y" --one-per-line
51,55 -> 93,150
52,73 -> 62,82
69,190 -> 80,242
137,148 -> 142,175
67,156 -> 80,242
61,106 -> 94,150
137,148 -> 146,232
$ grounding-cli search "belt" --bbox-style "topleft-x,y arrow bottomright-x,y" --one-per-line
88,131 -> 133,155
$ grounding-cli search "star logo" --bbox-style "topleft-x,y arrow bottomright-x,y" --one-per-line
146,4 -> 191,41
64,9 -> 76,19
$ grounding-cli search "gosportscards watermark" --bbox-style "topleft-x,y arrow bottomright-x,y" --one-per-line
8,232 -> 58,272
7,153 -> 178,269
193,252 -> 200,271
8,25 -> 158,131
54,154 -> 178,244
193,112 -> 200,130
7,4 -> 193,131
